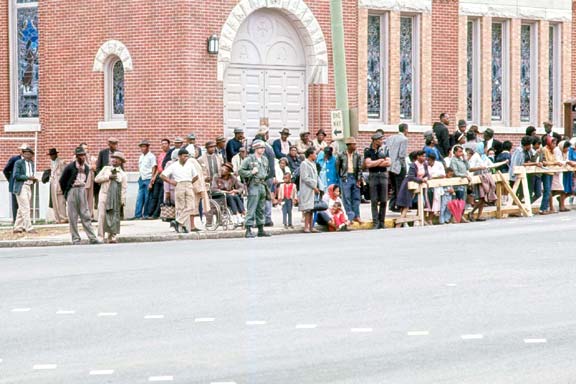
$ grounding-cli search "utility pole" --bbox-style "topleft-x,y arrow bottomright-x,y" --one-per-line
330,0 -> 350,150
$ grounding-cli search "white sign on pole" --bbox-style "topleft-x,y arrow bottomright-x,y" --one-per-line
331,110 -> 344,140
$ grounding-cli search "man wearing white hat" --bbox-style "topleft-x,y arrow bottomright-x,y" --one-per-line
12,146 -> 37,234
95,152 -> 128,243
3,143 -> 28,223
239,140 -> 271,238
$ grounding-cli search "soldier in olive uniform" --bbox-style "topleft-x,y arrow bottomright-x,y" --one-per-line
239,140 -> 272,238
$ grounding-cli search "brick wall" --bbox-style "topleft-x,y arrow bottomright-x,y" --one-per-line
431,0 -> 459,130
0,0 -> 359,171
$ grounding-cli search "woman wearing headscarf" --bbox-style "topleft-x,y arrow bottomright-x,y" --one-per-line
396,151 -> 429,226
316,184 -> 349,231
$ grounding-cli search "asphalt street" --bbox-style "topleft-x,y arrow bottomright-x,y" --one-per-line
1,213 -> 575,384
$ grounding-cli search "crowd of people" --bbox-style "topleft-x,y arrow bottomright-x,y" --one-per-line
3,115 -> 575,243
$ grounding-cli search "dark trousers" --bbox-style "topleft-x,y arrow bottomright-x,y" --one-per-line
282,199 -> 293,226
341,175 -> 361,220
145,177 -> 163,218
226,194 -> 245,215
11,193 -> 18,223
529,175 -> 542,202
389,167 -> 406,211
369,172 -> 388,226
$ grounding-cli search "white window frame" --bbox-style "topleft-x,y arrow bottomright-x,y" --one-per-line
520,22 -> 539,126
399,13 -> 420,124
104,56 -> 125,122
549,23 -> 562,126
5,0 -> 41,132
367,12 -> 389,124
467,17 -> 481,124
491,19 -> 510,126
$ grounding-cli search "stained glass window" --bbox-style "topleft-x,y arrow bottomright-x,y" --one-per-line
400,16 -> 413,120
467,21 -> 473,121
113,60 -> 125,115
491,23 -> 503,121
17,5 -> 39,118
520,25 -> 531,122
367,15 -> 381,120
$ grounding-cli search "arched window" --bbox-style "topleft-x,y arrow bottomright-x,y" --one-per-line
5,0 -> 40,132
93,40 -> 132,130
106,57 -> 124,119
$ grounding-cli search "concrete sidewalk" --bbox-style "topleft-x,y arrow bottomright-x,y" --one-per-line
0,203 -> 381,248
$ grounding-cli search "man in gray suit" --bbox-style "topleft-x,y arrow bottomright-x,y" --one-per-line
385,123 -> 409,212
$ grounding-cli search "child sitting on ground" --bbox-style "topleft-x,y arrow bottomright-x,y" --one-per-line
329,201 -> 349,232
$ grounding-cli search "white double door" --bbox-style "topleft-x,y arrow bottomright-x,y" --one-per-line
224,66 -> 306,139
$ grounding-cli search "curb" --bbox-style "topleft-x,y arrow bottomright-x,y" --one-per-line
0,227 -> 307,248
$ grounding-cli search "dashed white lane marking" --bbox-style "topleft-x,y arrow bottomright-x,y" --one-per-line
0,358 -> 3,363
246,320 -> 267,325
446,283 -> 457,287
56,310 -> 76,315
33,364 -> 57,370
98,312 -> 118,317
149,376 -> 174,382
461,334 -> 484,340
561,218 -> 571,222
351,328 -> 373,333
11,308 -> 31,312
144,315 -> 165,319
296,324 -> 318,329
524,338 -> 547,344
407,331 -> 430,336
89,370 -> 114,375
194,317 -> 215,323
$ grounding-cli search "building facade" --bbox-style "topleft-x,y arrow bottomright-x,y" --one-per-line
0,0 -> 574,220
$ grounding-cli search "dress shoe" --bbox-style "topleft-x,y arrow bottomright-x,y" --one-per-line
245,226 -> 255,238
170,220 -> 180,232
89,239 -> 103,245
264,221 -> 274,227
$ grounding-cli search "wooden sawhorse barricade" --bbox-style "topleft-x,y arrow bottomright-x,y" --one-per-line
506,165 -> 576,215
403,169 -> 532,227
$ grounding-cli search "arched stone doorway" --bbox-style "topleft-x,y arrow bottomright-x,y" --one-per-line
219,0 -> 328,139
224,9 -> 307,139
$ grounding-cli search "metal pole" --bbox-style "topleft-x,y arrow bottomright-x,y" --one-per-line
330,0 -> 350,151
32,131 -> 38,224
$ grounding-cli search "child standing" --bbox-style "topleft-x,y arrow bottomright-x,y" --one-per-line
440,167 -> 457,224
277,172 -> 298,228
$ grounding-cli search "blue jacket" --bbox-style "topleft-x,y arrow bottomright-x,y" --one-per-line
3,155 -> 21,193
272,138 -> 292,160
12,159 -> 34,196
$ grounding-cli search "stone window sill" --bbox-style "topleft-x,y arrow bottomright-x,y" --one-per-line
4,123 -> 42,132
98,120 -> 128,130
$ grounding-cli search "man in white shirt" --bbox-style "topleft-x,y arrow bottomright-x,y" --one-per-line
161,148 -> 199,233
131,140 -> 157,219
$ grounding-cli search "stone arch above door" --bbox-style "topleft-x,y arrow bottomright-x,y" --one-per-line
218,0 -> 328,84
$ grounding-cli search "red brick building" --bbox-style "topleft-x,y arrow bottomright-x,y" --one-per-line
0,0 -> 574,220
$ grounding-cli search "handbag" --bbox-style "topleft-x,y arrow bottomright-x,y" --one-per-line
41,169 -> 51,184
160,203 -> 176,222
313,196 -> 328,212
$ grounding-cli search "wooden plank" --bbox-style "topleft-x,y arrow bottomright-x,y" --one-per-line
408,173 -> 509,190
514,165 -> 576,174
496,183 -> 502,219
520,169 -> 532,214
